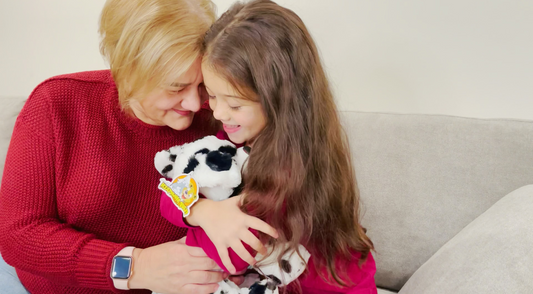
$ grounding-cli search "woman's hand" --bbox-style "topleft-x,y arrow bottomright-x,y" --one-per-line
190,196 -> 278,274
128,237 -> 226,294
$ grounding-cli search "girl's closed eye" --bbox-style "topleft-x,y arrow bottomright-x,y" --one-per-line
229,105 -> 241,110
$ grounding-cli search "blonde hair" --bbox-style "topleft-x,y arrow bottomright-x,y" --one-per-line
99,0 -> 216,113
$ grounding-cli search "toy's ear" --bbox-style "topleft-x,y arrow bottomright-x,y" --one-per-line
235,147 -> 250,171
154,145 -> 183,179
154,150 -> 175,178
254,244 -> 310,286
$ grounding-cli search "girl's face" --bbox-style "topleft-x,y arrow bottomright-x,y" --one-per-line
202,64 -> 266,145
129,58 -> 207,131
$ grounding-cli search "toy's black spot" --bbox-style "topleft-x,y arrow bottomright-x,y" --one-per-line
169,154 -> 177,162
183,157 -> 199,174
162,164 -> 173,175
195,148 -> 210,155
267,275 -> 281,286
219,145 -> 237,156
281,259 -> 292,273
266,280 -> 278,291
249,282 -> 267,294
206,151 -> 232,171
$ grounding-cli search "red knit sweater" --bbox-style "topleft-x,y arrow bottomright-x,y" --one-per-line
0,70 -> 217,293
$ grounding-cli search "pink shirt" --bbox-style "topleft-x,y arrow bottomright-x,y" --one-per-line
160,131 -> 377,294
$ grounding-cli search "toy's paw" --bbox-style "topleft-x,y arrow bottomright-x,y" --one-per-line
248,279 -> 279,294
213,279 -> 242,294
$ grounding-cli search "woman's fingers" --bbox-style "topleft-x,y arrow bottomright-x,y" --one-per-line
181,282 -> 220,294
228,275 -> 245,286
186,245 -> 209,257
175,236 -> 187,244
188,270 -> 228,284
185,246 -> 221,271
191,255 -> 220,271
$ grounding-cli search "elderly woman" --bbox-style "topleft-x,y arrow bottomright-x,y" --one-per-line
0,0 -> 273,293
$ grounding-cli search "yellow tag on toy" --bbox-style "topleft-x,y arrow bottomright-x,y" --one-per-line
158,173 -> 199,217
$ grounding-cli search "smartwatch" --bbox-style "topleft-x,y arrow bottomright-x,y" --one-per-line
110,246 -> 135,290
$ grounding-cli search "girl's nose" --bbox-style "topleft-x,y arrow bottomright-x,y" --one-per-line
212,101 -> 229,121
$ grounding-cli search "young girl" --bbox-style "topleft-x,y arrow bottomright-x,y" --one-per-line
160,0 -> 376,293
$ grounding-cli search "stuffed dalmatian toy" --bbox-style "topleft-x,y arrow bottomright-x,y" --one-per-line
214,243 -> 311,294
153,135 -> 311,294
154,135 -> 249,201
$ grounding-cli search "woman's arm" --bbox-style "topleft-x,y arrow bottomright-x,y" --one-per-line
128,238 -> 226,294
0,88 -> 122,289
0,86 -> 225,293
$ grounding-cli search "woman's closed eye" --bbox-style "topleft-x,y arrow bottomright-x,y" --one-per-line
167,88 -> 184,95
229,105 -> 241,110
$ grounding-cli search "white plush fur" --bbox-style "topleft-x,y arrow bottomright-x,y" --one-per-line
154,135 -> 247,201
212,245 -> 310,294
254,244 -> 311,286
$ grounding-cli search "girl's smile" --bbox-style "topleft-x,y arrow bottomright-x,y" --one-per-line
223,124 -> 242,134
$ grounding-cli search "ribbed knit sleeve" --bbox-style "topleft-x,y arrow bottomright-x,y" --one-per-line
0,81 -> 126,291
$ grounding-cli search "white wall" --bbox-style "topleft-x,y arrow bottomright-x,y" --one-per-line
1,0 -> 532,120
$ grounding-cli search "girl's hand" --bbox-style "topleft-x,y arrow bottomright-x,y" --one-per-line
192,196 -> 278,274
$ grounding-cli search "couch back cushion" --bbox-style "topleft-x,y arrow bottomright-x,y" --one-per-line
0,97 -> 26,186
341,111 -> 533,291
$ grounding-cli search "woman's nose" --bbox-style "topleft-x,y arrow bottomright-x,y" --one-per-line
180,87 -> 201,112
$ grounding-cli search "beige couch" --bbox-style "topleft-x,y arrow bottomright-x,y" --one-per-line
343,112 -> 533,293
2,96 -> 533,293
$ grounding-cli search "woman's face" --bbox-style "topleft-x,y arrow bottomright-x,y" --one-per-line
129,58 -> 207,131
202,64 -> 266,145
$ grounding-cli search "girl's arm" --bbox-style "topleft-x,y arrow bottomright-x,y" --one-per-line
160,193 -> 278,273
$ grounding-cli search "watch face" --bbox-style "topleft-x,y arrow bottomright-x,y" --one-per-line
111,256 -> 132,279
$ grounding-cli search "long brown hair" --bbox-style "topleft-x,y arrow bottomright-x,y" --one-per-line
203,0 -> 373,287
